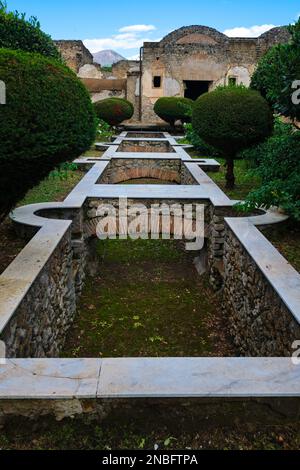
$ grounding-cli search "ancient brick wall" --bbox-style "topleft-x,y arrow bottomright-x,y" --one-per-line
54,40 -> 93,72
136,25 -> 291,122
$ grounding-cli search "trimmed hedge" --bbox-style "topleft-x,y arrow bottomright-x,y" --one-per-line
192,86 -> 273,188
0,49 -> 97,219
154,97 -> 194,126
94,98 -> 134,126
0,3 -> 60,59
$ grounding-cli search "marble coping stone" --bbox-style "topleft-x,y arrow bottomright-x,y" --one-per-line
102,153 -> 183,160
0,219 -> 71,333
87,184 -> 234,206
183,163 -> 231,206
0,359 -> 101,399
112,132 -> 178,146
225,217 -> 300,324
98,358 -> 300,398
184,158 -> 221,166
95,142 -> 114,149
0,358 -> 299,400
109,137 -> 169,142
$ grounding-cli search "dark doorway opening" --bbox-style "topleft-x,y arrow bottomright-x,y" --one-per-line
184,80 -> 212,100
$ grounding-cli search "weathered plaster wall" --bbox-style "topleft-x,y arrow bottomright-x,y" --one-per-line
77,63 -> 103,79
135,25 -> 291,122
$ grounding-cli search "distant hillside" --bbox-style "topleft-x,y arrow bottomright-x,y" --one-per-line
93,50 -> 125,66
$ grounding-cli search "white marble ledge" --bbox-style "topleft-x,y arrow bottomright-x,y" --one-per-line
98,358 -> 300,398
108,152 -> 183,159
0,358 -> 299,401
0,359 -> 101,399
111,138 -> 169,142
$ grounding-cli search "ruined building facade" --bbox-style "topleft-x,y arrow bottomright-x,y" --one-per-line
55,25 -> 291,123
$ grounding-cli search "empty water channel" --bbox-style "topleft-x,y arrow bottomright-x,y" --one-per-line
62,238 -> 234,358
62,132 -> 234,358
2,129 -> 300,419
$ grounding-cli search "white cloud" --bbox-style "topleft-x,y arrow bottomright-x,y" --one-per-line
84,36 -> 154,52
119,24 -> 156,33
84,25 -> 160,53
224,24 -> 276,38
126,53 -> 140,60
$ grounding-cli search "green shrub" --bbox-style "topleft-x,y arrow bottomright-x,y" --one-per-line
183,123 -> 221,157
154,97 -> 194,126
97,119 -> 114,142
192,85 -> 273,188
251,20 -> 300,122
94,98 -> 134,126
0,1 -> 60,59
239,118 -> 293,167
238,130 -> 300,220
0,49 -> 97,219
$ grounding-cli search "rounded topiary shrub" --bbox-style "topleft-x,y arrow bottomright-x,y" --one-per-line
0,48 -> 97,219
94,98 -> 134,126
0,3 -> 61,59
192,86 -> 273,188
154,97 -> 194,126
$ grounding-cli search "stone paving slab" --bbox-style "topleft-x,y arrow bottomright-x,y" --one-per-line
0,359 -> 101,399
98,358 -> 300,398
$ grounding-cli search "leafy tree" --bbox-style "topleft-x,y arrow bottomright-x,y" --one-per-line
251,20 -> 300,125
0,1 -> 61,59
238,125 -> 300,220
192,86 -> 273,188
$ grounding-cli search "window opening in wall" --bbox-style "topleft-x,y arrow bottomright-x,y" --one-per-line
228,76 -> 237,86
153,76 -> 162,88
183,80 -> 212,100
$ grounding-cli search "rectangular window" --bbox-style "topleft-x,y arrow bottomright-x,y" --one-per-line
153,76 -> 162,88
228,77 -> 237,86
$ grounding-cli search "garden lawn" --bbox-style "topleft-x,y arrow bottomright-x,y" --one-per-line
62,238 -> 234,358
1,417 -> 299,450
0,168 -> 84,275
207,158 -> 261,200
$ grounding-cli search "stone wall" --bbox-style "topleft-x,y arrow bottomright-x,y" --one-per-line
84,197 -> 211,242
118,140 -> 175,153
0,206 -> 94,359
112,60 -> 140,79
98,158 -> 182,184
222,223 -> 300,357
54,40 -> 93,72
1,230 -> 76,358
135,25 -> 291,122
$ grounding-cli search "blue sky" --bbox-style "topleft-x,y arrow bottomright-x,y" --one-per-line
6,0 -> 300,58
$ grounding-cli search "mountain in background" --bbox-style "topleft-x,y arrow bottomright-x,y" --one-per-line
93,50 -> 125,66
